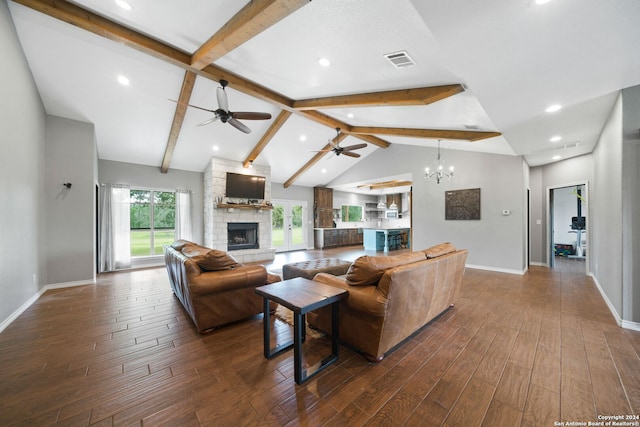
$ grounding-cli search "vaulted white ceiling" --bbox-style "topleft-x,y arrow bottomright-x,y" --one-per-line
8,0 -> 640,192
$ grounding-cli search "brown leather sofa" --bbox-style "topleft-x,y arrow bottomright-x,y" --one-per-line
307,243 -> 467,361
164,240 -> 279,333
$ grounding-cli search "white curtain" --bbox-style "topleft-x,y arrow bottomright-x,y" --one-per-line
99,184 -> 131,272
175,190 -> 192,242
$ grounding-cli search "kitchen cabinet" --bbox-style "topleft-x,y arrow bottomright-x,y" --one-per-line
314,187 -> 334,228
314,228 -> 363,249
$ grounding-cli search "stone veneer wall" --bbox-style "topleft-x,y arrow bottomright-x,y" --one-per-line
204,158 -> 275,263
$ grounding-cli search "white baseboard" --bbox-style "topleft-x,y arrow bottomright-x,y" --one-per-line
47,278 -> 96,290
0,278 -> 95,334
529,262 -> 547,267
465,264 -> 526,276
588,273 -> 624,327
590,274 -> 640,330
621,320 -> 640,331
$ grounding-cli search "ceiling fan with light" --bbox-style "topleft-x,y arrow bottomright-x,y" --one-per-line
314,128 -> 367,158
171,79 -> 271,134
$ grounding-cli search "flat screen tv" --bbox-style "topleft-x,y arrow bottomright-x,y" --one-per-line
225,172 -> 266,200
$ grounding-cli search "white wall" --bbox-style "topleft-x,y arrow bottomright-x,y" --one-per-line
45,116 -> 97,285
328,144 -> 527,273
592,94 -> 623,319
99,159 -> 204,245
621,85 -> 640,323
0,1 -> 48,324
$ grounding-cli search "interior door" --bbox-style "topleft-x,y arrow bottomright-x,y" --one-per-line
272,200 -> 307,252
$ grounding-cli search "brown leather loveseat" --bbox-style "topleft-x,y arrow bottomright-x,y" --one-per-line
164,240 -> 279,333
307,243 -> 467,361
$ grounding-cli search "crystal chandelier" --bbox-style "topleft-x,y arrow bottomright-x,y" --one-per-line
424,140 -> 454,184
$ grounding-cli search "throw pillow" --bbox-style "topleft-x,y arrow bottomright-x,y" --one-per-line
170,239 -> 193,251
346,252 -> 426,286
181,246 -> 239,271
424,242 -> 457,258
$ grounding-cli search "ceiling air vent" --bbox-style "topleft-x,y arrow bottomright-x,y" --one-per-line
532,141 -> 581,154
384,51 -> 416,68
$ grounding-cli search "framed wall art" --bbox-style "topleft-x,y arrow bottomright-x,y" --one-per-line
445,188 -> 481,220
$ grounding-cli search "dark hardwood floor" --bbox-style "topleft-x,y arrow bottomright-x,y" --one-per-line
1,247 -> 639,426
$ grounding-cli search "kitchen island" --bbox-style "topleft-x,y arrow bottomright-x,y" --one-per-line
362,228 -> 410,252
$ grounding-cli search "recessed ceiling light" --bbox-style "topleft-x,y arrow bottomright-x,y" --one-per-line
212,145 -> 219,151
299,135 -> 307,142
552,155 -> 562,160
115,0 -> 132,11
321,168 -> 327,173
347,113 -> 354,119
550,136 -> 562,142
318,57 -> 331,67
535,0 -> 553,4
117,75 -> 130,86
545,104 -> 562,113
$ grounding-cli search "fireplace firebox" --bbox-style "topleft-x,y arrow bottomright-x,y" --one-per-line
227,223 -> 259,251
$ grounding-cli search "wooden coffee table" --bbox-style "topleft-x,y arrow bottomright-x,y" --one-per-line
255,277 -> 348,385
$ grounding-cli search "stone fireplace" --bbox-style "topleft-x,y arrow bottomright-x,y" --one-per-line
204,158 -> 275,263
227,222 -> 258,251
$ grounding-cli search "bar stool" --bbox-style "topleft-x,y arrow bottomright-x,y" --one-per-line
399,232 -> 409,249
387,232 -> 400,250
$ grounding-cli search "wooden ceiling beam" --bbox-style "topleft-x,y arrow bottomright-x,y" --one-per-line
191,0 -> 310,69
358,180 -> 413,190
283,146 -> 330,188
16,0 -> 487,186
242,110 -> 292,168
12,0 -> 296,109
347,126 -> 502,142
283,132 -> 347,188
295,110 -> 391,148
292,84 -> 465,110
347,133 -> 390,149
12,0 -> 192,68
161,71 -> 197,173
197,66 -> 292,110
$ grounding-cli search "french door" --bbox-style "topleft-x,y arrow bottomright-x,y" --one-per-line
272,199 -> 307,252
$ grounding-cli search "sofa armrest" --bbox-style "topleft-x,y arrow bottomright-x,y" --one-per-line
313,273 -> 387,317
188,265 -> 267,295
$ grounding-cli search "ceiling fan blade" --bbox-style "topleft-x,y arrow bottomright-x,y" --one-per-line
342,151 -> 361,158
216,85 -> 229,112
197,116 -> 219,126
228,118 -> 251,134
231,112 -> 272,120
341,143 -> 368,151
308,150 -> 334,153
168,99 -> 216,113
328,138 -> 339,149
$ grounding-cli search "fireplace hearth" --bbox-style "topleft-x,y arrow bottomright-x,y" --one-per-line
228,223 -> 259,251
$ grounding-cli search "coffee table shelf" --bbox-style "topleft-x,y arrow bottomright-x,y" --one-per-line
255,277 -> 348,385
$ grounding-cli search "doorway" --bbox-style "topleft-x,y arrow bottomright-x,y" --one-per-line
272,199 -> 307,253
548,183 -> 588,272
